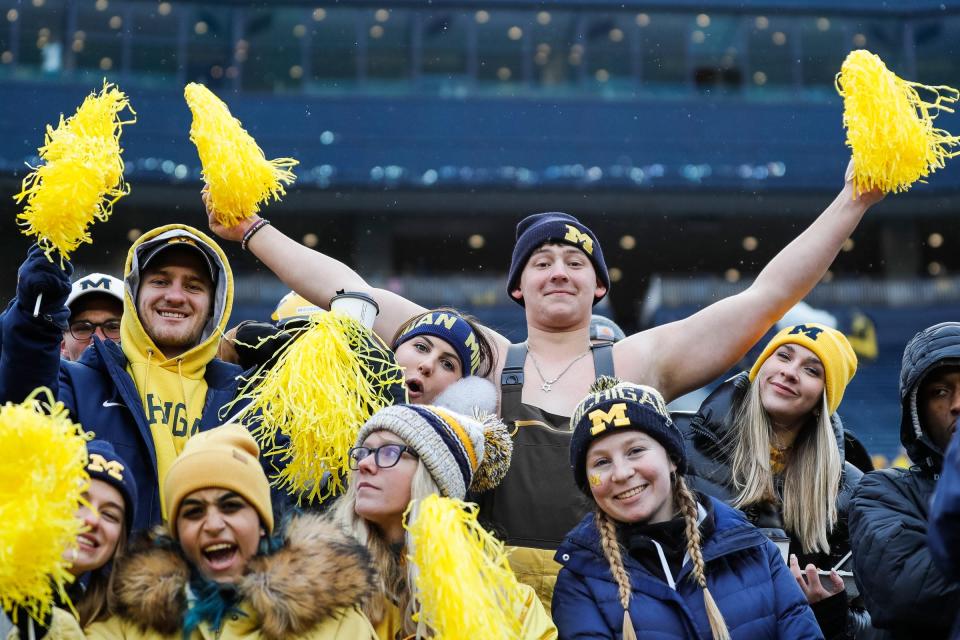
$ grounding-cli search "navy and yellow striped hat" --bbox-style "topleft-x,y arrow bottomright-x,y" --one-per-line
354,404 -> 511,499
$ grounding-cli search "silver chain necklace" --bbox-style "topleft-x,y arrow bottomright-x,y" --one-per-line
528,346 -> 591,392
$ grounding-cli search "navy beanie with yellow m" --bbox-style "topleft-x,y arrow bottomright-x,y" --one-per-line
569,377 -> 686,496
86,440 -> 138,532
506,212 -> 609,306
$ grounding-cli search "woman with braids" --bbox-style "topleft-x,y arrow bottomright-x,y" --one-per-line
679,324 -> 865,638
552,378 -> 820,639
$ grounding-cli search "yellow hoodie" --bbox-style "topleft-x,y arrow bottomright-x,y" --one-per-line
120,224 -> 234,517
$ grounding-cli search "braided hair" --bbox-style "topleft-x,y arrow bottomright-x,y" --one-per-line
593,475 -> 730,640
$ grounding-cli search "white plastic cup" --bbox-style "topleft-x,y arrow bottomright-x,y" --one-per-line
330,290 -> 379,330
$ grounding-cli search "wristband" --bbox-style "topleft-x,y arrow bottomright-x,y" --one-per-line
241,218 -> 271,251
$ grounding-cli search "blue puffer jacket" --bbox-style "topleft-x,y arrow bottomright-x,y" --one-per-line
849,322 -> 960,639
552,497 -> 822,639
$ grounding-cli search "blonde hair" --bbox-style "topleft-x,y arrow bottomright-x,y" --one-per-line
595,475 -> 729,640
729,380 -> 841,554
76,518 -> 127,627
333,461 -> 440,637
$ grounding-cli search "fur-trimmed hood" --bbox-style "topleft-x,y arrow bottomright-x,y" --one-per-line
110,512 -> 375,640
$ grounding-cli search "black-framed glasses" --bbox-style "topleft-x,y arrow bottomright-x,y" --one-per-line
348,444 -> 418,470
68,319 -> 122,341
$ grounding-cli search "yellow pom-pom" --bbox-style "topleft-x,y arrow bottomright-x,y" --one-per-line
0,388 -> 91,624
836,49 -> 960,194
405,495 -> 525,639
14,81 -> 134,263
226,312 -> 404,502
185,83 -> 298,227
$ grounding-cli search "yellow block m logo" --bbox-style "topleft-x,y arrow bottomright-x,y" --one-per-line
563,225 -> 594,255
88,453 -> 126,482
589,402 -> 631,435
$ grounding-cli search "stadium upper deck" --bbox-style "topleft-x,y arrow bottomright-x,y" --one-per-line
2,0 -> 960,196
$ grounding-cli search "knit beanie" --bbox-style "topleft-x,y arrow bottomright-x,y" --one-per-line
85,440 -> 138,532
569,378 -> 686,496
394,310 -> 481,376
354,404 -> 512,500
748,323 -> 857,416
163,424 -> 273,538
506,212 -> 609,306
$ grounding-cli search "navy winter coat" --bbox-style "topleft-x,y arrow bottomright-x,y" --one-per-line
62,339 -> 245,532
848,322 -> 960,639
552,497 -> 822,639
930,426 -> 960,581
0,240 -> 262,534
1,311 -> 245,533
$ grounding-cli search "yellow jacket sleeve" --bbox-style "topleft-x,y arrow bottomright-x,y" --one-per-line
5,609 -> 86,640
518,584 -> 558,640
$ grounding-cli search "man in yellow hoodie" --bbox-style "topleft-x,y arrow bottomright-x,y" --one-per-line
1,224 -> 258,532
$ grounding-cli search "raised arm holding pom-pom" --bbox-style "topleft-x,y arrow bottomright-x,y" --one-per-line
203,186 -> 431,345
615,160 -> 883,402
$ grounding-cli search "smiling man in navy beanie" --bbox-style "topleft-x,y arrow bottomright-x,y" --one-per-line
506,212 -> 609,306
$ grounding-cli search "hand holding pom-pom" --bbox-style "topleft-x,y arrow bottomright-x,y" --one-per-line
202,184 -> 258,243
842,159 -> 884,208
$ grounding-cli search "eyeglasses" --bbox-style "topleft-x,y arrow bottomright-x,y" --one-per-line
68,319 -> 122,342
348,444 -> 418,470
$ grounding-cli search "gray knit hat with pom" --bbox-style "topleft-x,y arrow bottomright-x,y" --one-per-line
354,377 -> 512,499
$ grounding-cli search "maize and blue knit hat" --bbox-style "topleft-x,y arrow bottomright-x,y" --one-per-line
394,310 -> 481,376
354,402 -> 512,500
569,378 -> 686,496
85,440 -> 138,532
506,212 -> 609,306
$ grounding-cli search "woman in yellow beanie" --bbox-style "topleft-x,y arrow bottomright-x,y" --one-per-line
679,323 -> 866,639
77,423 -> 378,640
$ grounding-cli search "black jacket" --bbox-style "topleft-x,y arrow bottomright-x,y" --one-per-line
677,372 -> 864,639
848,322 -> 960,639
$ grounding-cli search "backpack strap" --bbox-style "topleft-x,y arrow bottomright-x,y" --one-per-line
500,342 -> 527,418
591,341 -> 615,378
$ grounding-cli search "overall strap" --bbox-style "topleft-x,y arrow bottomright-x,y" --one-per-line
591,341 -> 615,378
500,342 -> 527,418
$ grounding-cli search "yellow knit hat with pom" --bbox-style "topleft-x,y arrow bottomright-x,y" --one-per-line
749,323 -> 857,416
163,424 -> 273,537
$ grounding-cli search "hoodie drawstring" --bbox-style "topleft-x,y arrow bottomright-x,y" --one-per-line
143,348 -> 154,398
177,357 -> 189,426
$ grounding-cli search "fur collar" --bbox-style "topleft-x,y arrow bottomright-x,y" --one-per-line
111,512 -> 375,639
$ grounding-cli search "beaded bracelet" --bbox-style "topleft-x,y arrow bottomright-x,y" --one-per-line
241,218 -> 271,251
